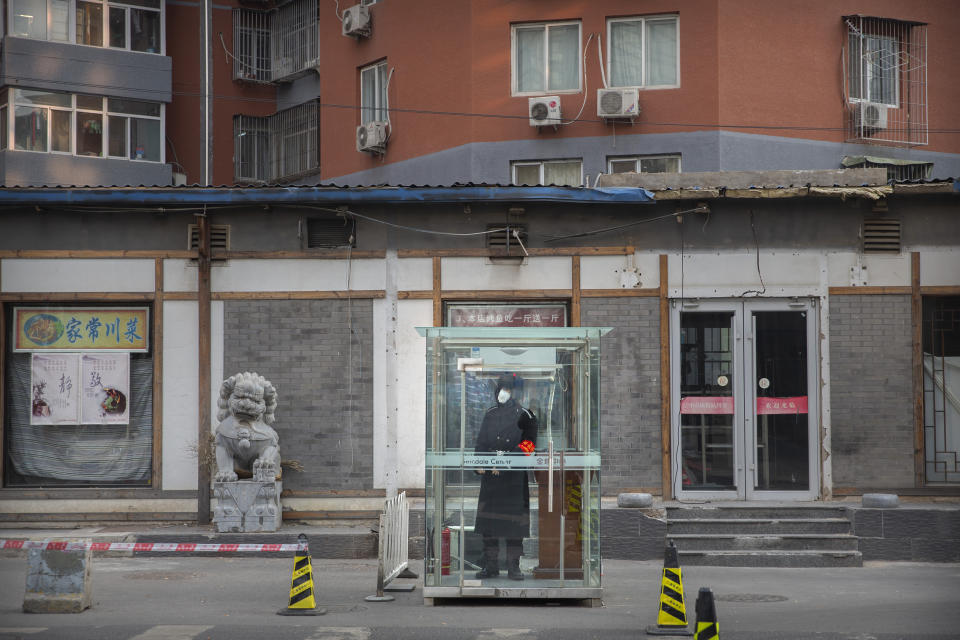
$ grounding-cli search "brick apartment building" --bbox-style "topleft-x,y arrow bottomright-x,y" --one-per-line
0,1 -> 957,536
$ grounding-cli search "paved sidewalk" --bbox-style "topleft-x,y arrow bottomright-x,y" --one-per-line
1,552 -> 959,639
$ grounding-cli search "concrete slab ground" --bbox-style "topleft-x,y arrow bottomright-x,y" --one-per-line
0,555 -> 958,639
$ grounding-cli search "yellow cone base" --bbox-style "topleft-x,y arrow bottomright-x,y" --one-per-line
277,553 -> 326,616
694,622 -> 719,640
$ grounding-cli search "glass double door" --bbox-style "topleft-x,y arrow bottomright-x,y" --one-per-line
671,299 -> 818,500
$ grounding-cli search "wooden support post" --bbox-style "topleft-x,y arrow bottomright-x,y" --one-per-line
153,259 -> 164,489
197,213 -> 212,524
432,256 -> 442,326
571,256 -> 581,327
912,251 -> 924,488
659,254 -> 672,500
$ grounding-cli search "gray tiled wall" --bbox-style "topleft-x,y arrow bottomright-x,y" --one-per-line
223,299 -> 374,491
581,297 -> 663,494
829,294 -> 914,489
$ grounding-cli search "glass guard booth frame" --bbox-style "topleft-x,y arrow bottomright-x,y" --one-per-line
418,327 -> 610,601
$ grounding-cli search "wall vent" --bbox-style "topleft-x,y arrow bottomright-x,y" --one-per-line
486,224 -> 528,252
863,218 -> 901,254
306,217 -> 355,248
188,224 -> 231,251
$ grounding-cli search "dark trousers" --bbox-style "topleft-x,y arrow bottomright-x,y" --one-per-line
482,535 -> 522,571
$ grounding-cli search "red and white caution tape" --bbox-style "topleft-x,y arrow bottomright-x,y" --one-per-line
0,539 -> 306,553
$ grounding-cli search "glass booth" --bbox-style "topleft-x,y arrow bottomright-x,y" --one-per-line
418,327 -> 610,601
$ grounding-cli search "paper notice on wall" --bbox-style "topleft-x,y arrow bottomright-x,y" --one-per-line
81,353 -> 130,425
31,353 -> 81,425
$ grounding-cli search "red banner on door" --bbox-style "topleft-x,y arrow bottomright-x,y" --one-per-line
680,396 -> 809,415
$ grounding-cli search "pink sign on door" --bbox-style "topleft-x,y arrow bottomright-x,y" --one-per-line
680,396 -> 809,415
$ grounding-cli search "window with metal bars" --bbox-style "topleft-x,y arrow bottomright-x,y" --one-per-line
233,101 -> 320,182
844,16 -> 928,146
861,218 -> 901,254
922,296 -> 960,484
232,0 -> 319,84
305,217 -> 355,248
187,224 -> 230,251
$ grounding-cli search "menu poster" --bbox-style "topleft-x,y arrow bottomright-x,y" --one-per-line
81,353 -> 130,425
30,353 -> 80,425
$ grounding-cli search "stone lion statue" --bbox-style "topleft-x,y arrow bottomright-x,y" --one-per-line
214,372 -> 281,483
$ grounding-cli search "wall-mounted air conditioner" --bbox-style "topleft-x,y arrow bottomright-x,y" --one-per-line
853,101 -> 888,130
342,4 -> 371,37
357,121 -> 388,152
529,96 -> 561,127
597,88 -> 640,119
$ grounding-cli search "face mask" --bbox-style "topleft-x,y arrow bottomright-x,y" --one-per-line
497,389 -> 511,404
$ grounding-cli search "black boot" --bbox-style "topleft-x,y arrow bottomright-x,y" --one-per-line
476,538 -> 500,579
507,557 -> 523,580
506,539 -> 523,580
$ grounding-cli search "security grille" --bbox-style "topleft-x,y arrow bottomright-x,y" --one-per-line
233,101 -> 320,182
922,296 -> 960,484
862,218 -> 901,254
232,0 -> 319,84
306,217 -> 355,248
188,224 -> 231,250
486,224 -> 528,251
844,16 -> 928,146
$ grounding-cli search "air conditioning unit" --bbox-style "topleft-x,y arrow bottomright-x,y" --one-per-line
597,88 -> 640,118
342,4 -> 371,37
854,101 -> 888,130
529,96 -> 561,127
357,121 -> 388,152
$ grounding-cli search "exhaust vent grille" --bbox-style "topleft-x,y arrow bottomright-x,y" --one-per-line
486,224 -> 528,251
863,219 -> 901,254
307,217 -> 355,248
188,224 -> 230,251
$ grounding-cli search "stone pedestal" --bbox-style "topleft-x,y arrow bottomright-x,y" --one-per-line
24,548 -> 93,613
213,479 -> 282,532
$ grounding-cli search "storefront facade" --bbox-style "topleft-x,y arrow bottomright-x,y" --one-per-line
1,175 -> 957,522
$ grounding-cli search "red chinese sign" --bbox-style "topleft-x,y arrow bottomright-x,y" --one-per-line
680,396 -> 808,415
447,305 -> 567,327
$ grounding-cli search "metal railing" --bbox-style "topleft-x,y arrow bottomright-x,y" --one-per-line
233,101 -> 320,183
233,0 -> 319,84
366,491 -> 417,601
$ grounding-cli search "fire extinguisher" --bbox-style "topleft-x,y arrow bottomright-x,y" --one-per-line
441,527 -> 451,575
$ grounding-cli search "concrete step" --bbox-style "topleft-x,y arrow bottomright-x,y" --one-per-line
667,518 -> 852,535
669,533 -> 859,552
666,506 -> 849,520
677,549 -> 863,568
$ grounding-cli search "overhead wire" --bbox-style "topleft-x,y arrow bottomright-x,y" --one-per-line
544,204 -> 709,241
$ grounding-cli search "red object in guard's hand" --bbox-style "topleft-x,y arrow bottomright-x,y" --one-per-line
518,440 -> 535,455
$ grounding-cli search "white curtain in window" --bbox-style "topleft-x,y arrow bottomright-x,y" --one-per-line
868,36 -> 897,105
513,164 -> 540,185
610,20 -> 643,87
11,0 -> 47,39
544,161 -> 581,186
361,66 -> 378,123
377,63 -> 388,121
646,19 -> 677,86
517,28 -> 544,93
548,24 -> 579,91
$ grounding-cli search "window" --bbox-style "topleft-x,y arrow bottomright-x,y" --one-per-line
512,159 -> 582,186
607,15 -> 678,88
844,16 -> 928,146
7,89 -> 162,161
922,296 -> 960,484
233,101 -> 320,182
512,21 -> 581,95
7,0 -> 163,53
3,304 -> 154,488
360,61 -> 388,125
232,10 -> 271,83
608,154 -> 681,174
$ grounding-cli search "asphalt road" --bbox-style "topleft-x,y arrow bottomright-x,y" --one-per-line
0,556 -> 958,639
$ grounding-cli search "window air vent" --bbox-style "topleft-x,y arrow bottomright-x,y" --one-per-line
188,224 -> 230,251
486,224 -> 528,251
306,217 -> 355,248
863,219 -> 901,254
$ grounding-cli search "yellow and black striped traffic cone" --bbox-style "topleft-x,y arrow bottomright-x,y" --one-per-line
277,534 -> 326,616
693,587 -> 719,640
645,540 -> 692,636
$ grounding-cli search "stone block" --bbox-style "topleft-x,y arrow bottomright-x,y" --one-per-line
850,509 -> 882,537
23,548 -> 92,613
617,492 -> 653,508
862,493 -> 899,508
213,479 -> 282,533
858,537 -> 912,562
911,538 -> 960,562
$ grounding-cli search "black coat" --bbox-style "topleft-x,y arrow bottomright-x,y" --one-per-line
473,399 -> 538,538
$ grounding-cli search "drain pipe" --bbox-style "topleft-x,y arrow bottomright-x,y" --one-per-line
201,0 -> 212,185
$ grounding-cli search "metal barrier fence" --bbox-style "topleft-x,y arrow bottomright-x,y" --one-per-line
366,490 -> 417,602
